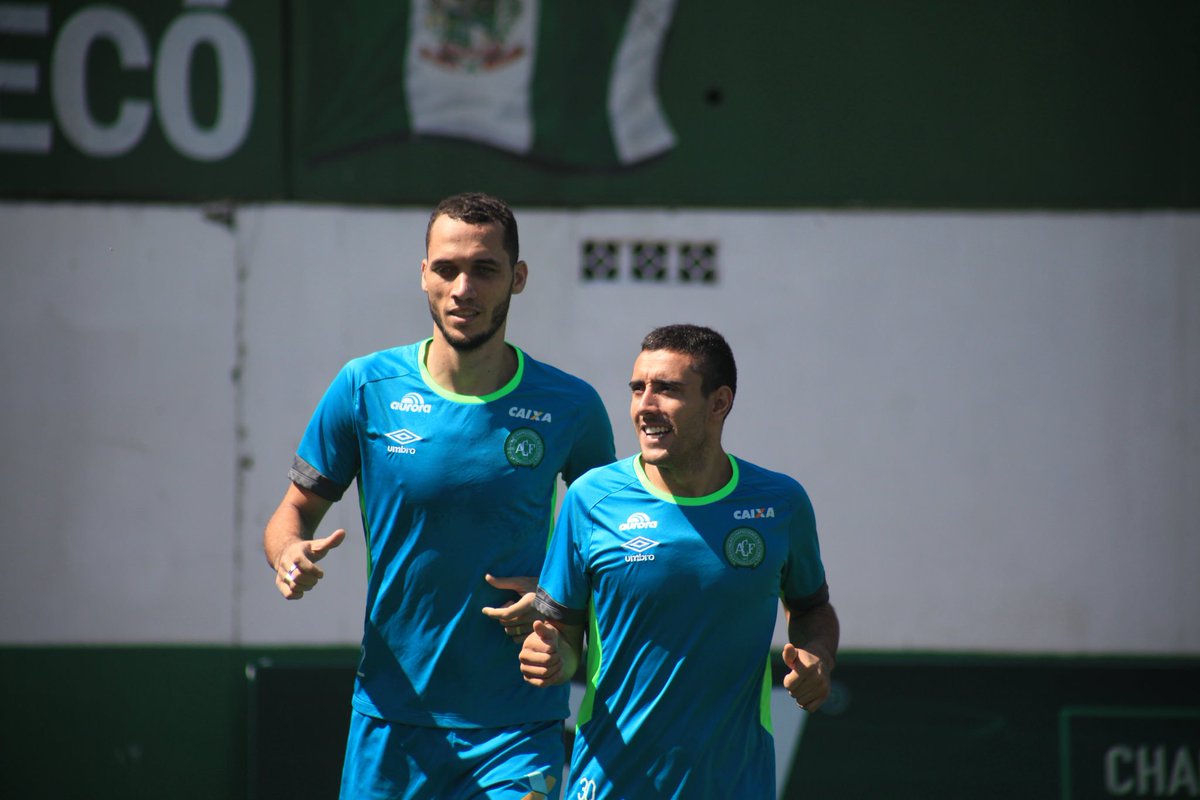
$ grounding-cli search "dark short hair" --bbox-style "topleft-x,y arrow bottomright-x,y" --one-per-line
640,324 -> 737,404
426,192 -> 520,266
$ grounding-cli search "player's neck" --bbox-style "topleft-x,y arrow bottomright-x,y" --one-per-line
642,449 -> 732,498
424,331 -> 517,396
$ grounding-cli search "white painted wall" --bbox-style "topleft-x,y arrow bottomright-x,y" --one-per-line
2,202 -> 1196,653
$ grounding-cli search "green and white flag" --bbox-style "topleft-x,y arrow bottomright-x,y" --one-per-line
298,0 -> 678,169
404,0 -> 541,156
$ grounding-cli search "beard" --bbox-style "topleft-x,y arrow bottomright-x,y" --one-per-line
428,293 -> 512,352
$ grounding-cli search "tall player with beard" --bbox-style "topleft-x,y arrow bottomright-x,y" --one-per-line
263,193 -> 615,800
520,324 -> 839,799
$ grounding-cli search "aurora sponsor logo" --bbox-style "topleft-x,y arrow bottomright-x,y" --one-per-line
734,507 -> 775,520
620,535 -> 659,563
384,428 -> 422,454
391,392 -> 432,413
618,512 -> 658,532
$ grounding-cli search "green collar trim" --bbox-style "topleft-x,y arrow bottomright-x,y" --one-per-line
417,338 -> 524,403
633,453 -> 739,505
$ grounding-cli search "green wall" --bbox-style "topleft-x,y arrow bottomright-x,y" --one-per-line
3,1 -> 1197,207
0,647 -> 356,800
786,654 -> 1200,799
290,1 -> 1200,209
3,648 -> 1196,799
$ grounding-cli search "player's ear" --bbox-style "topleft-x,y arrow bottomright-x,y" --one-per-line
709,385 -> 734,421
511,260 -> 528,295
420,259 -> 430,292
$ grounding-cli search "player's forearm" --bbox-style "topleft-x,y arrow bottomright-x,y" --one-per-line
263,506 -> 307,568
787,602 -> 840,669
262,486 -> 328,568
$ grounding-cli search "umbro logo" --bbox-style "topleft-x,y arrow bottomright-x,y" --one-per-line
621,535 -> 659,563
392,393 -> 432,413
734,507 -> 775,520
384,428 -> 422,454
621,536 -> 659,554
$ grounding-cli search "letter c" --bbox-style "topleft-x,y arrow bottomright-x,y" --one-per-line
52,7 -> 152,157
1105,746 -> 1134,795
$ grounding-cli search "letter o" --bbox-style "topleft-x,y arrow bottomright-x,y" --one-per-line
155,13 -> 254,161
52,7 -> 152,157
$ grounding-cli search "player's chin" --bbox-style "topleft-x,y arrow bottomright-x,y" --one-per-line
638,444 -> 671,464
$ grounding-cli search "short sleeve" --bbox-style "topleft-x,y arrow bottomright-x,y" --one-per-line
780,484 -> 829,612
290,363 -> 361,501
534,484 -> 592,626
561,385 -> 615,486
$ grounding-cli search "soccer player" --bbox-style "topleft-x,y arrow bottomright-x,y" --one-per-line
263,192 -> 616,800
519,324 -> 839,799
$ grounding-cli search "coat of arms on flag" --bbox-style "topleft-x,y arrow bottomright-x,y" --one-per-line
301,0 -> 678,169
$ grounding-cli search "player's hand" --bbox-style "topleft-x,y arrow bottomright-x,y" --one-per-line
480,574 -> 538,643
274,529 -> 346,600
520,620 -> 567,687
782,642 -> 833,712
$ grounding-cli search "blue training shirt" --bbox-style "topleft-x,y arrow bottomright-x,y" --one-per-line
290,339 -> 615,728
535,454 -> 829,799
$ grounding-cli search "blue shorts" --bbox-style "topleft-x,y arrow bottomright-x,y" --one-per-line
339,710 -> 565,800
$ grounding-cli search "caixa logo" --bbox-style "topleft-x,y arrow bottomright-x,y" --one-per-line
0,2 -> 255,161
734,507 -> 775,520
509,406 -> 552,423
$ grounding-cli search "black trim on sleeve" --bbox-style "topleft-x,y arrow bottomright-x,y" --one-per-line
288,456 -> 348,502
533,587 -> 586,627
783,580 -> 831,614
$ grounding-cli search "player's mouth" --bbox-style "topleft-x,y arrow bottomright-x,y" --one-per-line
640,422 -> 673,440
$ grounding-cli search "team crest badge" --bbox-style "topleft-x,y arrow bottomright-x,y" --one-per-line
724,527 -> 765,568
504,427 -> 544,467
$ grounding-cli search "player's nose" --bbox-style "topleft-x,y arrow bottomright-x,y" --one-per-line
450,271 -> 477,299
634,390 -> 658,415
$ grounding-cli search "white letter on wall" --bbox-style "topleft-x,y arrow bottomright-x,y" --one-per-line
155,12 -> 253,161
52,6 -> 151,157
